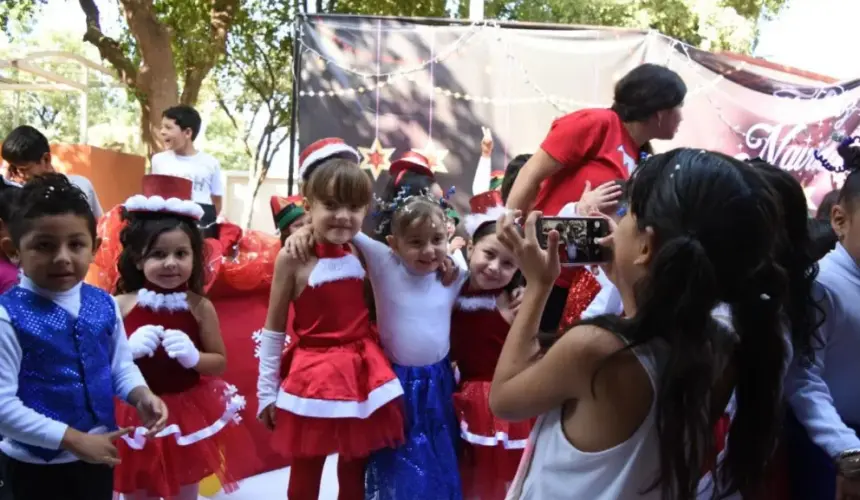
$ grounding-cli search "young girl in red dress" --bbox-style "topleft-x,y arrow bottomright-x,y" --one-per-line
111,175 -> 256,500
451,190 -> 533,500
256,138 -> 404,500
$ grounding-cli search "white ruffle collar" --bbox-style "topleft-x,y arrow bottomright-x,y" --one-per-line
137,288 -> 189,311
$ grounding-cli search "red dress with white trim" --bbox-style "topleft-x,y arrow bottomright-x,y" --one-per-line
113,288 -> 258,498
271,242 -> 405,460
451,284 -> 535,500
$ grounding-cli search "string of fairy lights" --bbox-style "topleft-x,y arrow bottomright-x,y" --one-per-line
294,17 -> 860,199
297,22 -> 742,112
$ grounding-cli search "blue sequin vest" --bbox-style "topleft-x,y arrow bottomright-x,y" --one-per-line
0,284 -> 118,461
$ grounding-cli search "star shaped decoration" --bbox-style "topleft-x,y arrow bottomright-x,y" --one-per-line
358,137 -> 395,180
412,141 -> 449,174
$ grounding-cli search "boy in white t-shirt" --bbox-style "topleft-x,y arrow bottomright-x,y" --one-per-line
1,125 -> 103,218
151,105 -> 224,226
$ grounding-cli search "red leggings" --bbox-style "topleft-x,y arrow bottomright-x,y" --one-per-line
287,456 -> 366,500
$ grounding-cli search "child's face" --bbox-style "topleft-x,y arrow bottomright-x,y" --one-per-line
6,214 -> 96,292
468,233 -> 518,290
140,228 -> 194,290
159,117 -> 193,152
287,214 -> 310,235
6,153 -> 53,183
832,202 -> 860,264
386,215 -> 447,275
446,220 -> 456,237
306,198 -> 365,245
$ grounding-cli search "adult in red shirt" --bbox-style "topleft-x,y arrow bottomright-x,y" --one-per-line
506,63 -> 687,215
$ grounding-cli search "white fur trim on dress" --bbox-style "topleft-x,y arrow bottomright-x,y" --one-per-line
455,295 -> 498,311
307,253 -> 366,288
464,205 -> 510,238
137,288 -> 189,311
300,143 -> 360,179
460,421 -> 528,449
275,377 -> 404,419
121,384 -> 247,449
123,194 -> 205,220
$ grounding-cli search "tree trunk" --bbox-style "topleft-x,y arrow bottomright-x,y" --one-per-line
79,0 -> 238,155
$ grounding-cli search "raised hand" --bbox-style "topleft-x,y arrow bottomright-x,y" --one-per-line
577,180 -> 623,216
496,210 -> 560,287
481,127 -> 494,158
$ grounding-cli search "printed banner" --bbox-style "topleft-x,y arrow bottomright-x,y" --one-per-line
297,15 -> 860,211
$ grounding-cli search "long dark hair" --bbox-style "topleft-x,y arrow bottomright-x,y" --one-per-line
580,149 -> 785,499
746,158 -> 823,366
114,210 -> 206,295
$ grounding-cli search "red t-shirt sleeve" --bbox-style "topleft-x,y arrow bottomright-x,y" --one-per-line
540,110 -> 609,168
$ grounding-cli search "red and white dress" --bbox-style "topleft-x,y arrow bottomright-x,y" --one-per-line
451,284 -> 535,500
270,242 -> 405,460
114,287 -> 257,498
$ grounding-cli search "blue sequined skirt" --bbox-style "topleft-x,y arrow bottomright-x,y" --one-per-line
365,358 -> 462,500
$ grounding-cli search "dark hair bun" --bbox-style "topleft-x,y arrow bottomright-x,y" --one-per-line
837,140 -> 860,172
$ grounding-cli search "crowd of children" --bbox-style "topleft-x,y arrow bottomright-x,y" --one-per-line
2,79 -> 860,500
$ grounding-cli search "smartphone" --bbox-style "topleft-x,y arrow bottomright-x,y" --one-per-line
536,216 -> 611,266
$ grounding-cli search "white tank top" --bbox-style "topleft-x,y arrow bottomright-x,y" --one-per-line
510,341 -> 669,500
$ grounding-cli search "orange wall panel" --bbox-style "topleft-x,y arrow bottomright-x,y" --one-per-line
50,144 -> 146,210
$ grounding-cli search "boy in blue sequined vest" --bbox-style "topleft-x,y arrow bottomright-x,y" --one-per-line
0,174 -> 168,500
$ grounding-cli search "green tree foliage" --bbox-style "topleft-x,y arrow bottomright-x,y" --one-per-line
466,0 -> 788,53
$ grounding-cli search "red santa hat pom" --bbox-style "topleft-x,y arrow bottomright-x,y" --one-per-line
299,137 -> 360,181
123,174 -> 204,220
464,190 -> 508,237
390,152 -> 434,183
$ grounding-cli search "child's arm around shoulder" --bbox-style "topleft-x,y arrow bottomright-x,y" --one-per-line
0,305 -> 71,449
187,293 -> 227,376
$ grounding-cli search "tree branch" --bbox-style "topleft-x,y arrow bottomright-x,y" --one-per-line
214,91 -> 255,160
78,0 -> 138,87
180,0 -> 239,104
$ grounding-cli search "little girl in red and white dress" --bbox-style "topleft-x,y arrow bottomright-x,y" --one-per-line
112,175 -> 256,500
451,190 -> 533,500
256,139 -> 404,500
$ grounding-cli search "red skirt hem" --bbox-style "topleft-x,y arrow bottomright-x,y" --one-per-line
271,397 -> 405,461
113,377 -> 260,497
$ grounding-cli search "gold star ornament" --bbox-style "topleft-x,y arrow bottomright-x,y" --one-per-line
358,137 -> 395,180
411,140 -> 449,174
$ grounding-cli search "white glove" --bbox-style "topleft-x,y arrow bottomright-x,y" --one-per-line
256,328 -> 287,418
127,325 -> 164,359
162,328 -> 201,369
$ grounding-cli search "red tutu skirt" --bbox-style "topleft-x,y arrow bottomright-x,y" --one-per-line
454,380 -> 535,500
114,377 -> 259,498
271,337 -> 405,461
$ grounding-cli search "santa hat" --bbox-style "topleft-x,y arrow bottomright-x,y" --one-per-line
390,152 -> 434,184
123,174 -> 204,220
489,171 -> 505,191
464,190 -> 508,237
270,194 -> 305,230
299,138 -> 360,181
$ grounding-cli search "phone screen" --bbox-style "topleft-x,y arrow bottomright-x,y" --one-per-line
537,216 -> 611,266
